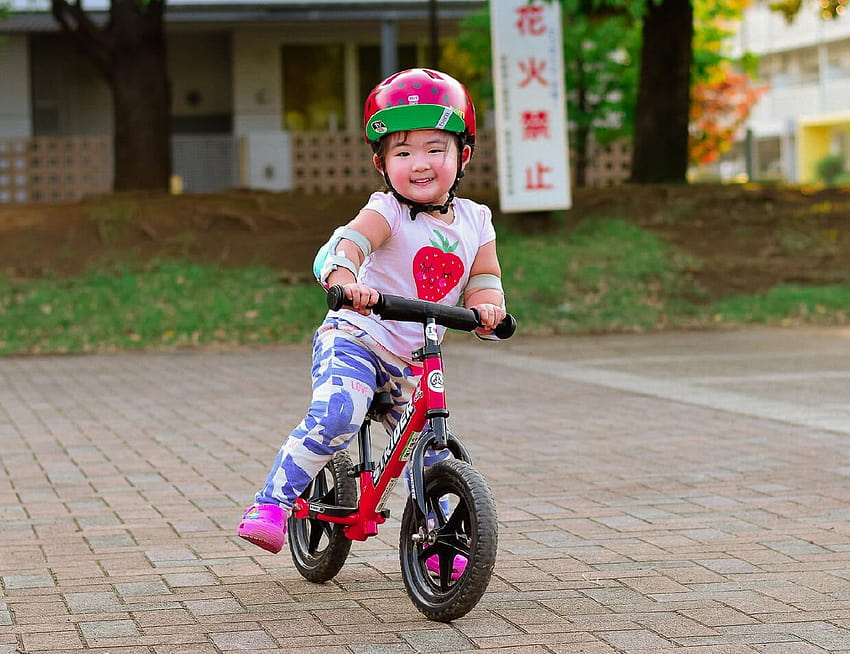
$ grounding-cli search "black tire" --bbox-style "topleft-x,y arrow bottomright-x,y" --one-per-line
288,451 -> 357,583
399,459 -> 498,622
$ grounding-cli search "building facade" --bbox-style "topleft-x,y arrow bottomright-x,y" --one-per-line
0,0 -> 490,202
727,1 -> 850,183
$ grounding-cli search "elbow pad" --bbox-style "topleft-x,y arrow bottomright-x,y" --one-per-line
313,226 -> 373,288
466,274 -> 506,341
464,273 -> 505,309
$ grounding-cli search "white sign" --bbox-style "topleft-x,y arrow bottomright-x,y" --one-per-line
490,0 -> 571,212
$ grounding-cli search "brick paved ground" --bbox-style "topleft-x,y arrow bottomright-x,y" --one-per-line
0,326 -> 849,653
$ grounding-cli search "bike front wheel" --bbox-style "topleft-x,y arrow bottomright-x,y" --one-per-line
288,451 -> 357,583
399,458 -> 498,622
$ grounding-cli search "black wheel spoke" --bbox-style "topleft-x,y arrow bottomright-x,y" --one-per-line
417,542 -> 454,591
434,502 -> 470,558
288,452 -> 356,583
399,459 -> 499,622
313,472 -> 328,500
438,532 -> 469,558
307,519 -> 329,554
444,501 -> 467,533
436,554 -> 452,590
416,545 -> 431,563
428,494 -> 447,529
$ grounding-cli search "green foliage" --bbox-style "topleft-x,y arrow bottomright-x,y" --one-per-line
0,263 -> 326,355
815,153 -> 846,186
498,217 -> 701,332
457,2 -> 640,145
460,1 -> 756,158
692,1 -> 753,83
712,285 -> 850,325
1,224 -> 848,354
450,10 -> 493,112
769,0 -> 846,22
737,51 -> 761,78
565,8 -> 641,145
769,0 -> 803,22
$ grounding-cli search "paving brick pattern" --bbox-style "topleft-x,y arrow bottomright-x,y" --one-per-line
0,326 -> 849,652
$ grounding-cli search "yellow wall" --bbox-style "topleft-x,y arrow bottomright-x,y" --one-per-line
797,113 -> 850,184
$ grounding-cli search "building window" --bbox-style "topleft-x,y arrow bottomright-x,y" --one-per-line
281,45 -> 346,131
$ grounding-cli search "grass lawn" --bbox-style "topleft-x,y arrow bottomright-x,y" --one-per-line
1,215 -> 847,355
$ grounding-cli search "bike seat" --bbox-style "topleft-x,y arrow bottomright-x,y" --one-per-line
367,391 -> 394,419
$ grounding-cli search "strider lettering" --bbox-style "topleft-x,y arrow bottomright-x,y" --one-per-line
374,399 -> 416,485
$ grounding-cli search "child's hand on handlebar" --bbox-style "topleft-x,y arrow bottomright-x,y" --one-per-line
341,283 -> 380,316
471,303 -> 506,336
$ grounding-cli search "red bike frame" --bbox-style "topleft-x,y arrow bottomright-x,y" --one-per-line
291,315 -> 465,541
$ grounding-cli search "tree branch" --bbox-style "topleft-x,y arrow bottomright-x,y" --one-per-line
50,0 -> 114,78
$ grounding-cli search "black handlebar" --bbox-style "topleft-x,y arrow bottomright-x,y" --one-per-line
327,285 -> 517,340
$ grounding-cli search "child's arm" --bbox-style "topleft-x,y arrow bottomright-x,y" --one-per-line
320,209 -> 391,315
463,241 -> 506,336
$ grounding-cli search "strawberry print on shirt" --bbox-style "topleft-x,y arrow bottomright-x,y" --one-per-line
327,192 -> 495,361
413,229 -> 465,301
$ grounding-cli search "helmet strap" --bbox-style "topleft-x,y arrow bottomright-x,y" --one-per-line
380,147 -> 465,221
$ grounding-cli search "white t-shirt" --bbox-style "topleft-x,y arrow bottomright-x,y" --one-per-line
327,192 -> 497,361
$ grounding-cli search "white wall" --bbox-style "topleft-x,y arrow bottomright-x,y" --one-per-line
729,3 -> 850,181
232,31 -> 283,135
734,3 -> 850,56
29,34 -> 112,136
241,131 -> 292,190
231,30 -> 293,189
0,35 -> 32,137
749,84 -> 820,137
170,32 -> 233,119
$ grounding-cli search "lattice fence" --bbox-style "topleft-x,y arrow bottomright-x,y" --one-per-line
291,131 -> 378,194
292,128 -> 628,194
0,136 -> 112,204
586,139 -> 632,187
1,130 -> 630,203
291,129 -> 502,194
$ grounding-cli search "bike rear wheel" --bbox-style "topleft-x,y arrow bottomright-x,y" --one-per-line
399,459 -> 498,622
288,451 -> 357,583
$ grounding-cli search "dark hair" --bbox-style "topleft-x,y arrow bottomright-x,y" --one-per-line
372,130 -> 409,158
373,130 -> 464,159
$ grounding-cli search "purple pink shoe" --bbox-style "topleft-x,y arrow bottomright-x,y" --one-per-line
426,553 -> 467,580
237,503 -> 287,553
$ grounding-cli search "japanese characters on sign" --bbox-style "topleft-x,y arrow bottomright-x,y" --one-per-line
490,0 -> 571,212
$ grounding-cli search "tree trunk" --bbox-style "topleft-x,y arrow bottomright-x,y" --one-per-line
111,43 -> 171,190
630,0 -> 693,184
573,124 -> 589,188
51,0 -> 171,192
572,52 -> 589,188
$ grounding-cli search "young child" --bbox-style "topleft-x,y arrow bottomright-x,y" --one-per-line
238,69 -> 506,577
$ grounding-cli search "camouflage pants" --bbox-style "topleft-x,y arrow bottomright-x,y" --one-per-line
256,319 -> 421,509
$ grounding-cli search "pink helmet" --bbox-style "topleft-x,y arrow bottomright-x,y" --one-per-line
363,68 -> 476,152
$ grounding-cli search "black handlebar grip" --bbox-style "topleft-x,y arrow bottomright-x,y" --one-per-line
327,284 -> 516,339
494,313 -> 517,340
326,285 -> 348,311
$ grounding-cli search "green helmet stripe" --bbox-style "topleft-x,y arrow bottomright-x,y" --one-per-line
366,104 -> 467,142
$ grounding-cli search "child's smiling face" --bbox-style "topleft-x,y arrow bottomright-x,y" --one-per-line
375,129 -> 471,210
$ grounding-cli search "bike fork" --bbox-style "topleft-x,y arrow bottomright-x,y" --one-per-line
407,415 -> 473,521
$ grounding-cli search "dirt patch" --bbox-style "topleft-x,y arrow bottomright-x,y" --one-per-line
1,184 -> 849,300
